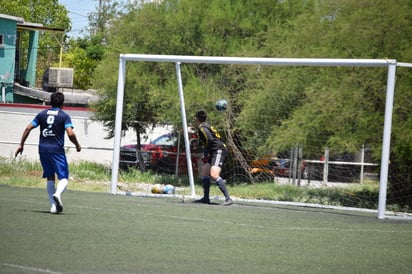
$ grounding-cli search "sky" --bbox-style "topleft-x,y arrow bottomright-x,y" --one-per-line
59,0 -> 99,37
60,1 -> 152,38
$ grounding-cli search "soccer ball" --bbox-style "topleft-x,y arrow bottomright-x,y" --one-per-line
215,99 -> 228,112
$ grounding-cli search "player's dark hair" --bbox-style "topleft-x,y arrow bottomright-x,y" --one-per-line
50,92 -> 64,108
195,110 -> 207,122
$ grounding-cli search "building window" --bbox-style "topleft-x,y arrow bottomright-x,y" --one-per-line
0,34 -> 4,46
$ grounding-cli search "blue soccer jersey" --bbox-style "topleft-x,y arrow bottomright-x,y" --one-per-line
31,108 -> 74,153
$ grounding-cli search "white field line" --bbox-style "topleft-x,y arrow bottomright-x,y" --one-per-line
1,196 -> 411,232
116,191 -> 412,220
2,263 -> 60,274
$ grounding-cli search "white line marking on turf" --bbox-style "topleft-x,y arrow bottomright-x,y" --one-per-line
68,204 -> 412,234
1,197 -> 411,234
2,263 -> 60,274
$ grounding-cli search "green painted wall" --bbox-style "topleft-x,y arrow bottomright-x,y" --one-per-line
22,30 -> 39,88
0,18 -> 17,85
0,18 -> 17,102
0,16 -> 40,102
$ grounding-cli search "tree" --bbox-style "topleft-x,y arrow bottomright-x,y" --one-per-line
63,35 -> 106,89
92,0 -> 297,132
256,0 -> 412,205
90,0 -> 412,201
87,0 -> 121,36
238,0 -> 412,156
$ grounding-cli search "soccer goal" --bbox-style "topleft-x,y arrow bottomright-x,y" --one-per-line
110,54 -> 406,219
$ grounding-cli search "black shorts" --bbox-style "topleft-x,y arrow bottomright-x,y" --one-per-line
208,149 -> 228,168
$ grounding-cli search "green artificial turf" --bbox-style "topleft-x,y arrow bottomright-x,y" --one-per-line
1,185 -> 411,274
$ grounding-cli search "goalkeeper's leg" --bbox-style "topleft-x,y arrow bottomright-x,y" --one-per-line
194,163 -> 211,204
211,164 -> 233,206
194,176 -> 211,204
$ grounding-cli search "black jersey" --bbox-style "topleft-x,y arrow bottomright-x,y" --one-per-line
198,122 -> 227,155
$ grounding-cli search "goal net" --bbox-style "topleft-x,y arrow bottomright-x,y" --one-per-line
110,54 -> 410,219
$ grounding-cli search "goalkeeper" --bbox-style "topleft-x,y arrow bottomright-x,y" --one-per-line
194,110 -> 233,206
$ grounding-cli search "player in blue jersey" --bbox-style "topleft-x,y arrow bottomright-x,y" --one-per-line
15,92 -> 81,214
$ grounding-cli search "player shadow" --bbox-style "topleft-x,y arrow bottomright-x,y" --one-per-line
169,199 -> 221,206
191,201 -> 223,206
29,209 -> 72,215
32,210 -> 54,214
166,197 -> 224,206
14,208 -> 52,214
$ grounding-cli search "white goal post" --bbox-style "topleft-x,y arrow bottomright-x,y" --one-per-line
111,54 -> 401,219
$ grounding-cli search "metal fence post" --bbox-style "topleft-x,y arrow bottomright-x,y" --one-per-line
323,147 -> 329,185
360,145 -> 365,184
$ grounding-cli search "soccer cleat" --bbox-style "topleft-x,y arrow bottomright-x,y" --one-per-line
222,198 -> 233,206
194,197 -> 210,204
53,194 -> 63,213
50,204 -> 57,214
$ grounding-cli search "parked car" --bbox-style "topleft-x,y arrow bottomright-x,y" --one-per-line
120,131 -> 200,175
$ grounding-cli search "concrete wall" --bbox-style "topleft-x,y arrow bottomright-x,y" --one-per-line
0,108 -> 171,167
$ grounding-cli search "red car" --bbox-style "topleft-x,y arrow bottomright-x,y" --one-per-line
120,131 -> 201,175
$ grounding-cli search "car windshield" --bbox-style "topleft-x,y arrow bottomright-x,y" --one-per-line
151,134 -> 177,146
